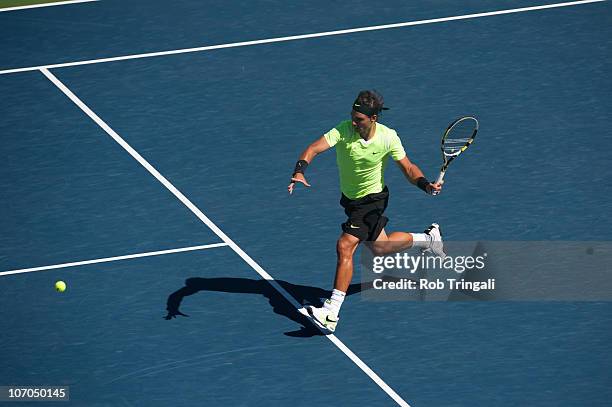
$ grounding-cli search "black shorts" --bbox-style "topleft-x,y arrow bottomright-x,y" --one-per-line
340,186 -> 389,241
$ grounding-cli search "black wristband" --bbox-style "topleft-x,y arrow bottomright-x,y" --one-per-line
416,177 -> 430,192
293,159 -> 309,175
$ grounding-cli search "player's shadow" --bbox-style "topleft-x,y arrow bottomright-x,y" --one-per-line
164,277 -> 378,337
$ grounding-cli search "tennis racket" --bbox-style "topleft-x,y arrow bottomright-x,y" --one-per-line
432,116 -> 478,195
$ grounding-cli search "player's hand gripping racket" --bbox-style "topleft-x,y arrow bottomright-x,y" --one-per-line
432,116 -> 479,195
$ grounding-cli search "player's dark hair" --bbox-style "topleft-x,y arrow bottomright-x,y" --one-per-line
353,90 -> 387,117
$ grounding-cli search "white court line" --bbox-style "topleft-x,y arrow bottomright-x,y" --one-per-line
0,0 -> 604,75
40,68 -> 411,407
0,243 -> 229,277
0,0 -> 97,13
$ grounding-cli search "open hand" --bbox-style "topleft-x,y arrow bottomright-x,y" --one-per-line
288,173 -> 311,194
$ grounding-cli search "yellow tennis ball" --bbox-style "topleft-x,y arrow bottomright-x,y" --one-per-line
55,281 -> 67,292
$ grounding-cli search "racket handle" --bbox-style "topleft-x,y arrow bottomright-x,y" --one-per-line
432,171 -> 445,196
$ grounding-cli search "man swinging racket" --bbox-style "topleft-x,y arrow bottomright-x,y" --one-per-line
288,90 -> 445,333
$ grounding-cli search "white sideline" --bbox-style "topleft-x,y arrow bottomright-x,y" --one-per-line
40,68 -> 411,407
0,0 -> 604,75
0,0 -> 97,13
0,243 -> 229,276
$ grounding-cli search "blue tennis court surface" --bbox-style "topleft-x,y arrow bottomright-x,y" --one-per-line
1,1 -> 611,406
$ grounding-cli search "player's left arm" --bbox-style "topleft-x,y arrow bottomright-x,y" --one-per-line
395,156 -> 442,195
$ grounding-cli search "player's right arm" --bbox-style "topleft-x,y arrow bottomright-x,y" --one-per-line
288,136 -> 332,194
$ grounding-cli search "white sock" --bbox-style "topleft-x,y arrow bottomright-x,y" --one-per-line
324,289 -> 346,315
411,233 -> 432,249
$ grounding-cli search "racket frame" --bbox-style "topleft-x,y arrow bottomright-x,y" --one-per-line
432,116 -> 478,194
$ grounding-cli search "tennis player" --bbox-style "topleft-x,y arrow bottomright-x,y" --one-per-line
288,90 -> 444,333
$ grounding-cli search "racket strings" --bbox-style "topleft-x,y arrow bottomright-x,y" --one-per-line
438,116 -> 478,176
442,118 -> 478,157
442,139 -> 469,155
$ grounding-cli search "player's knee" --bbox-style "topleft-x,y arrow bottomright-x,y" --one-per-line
370,242 -> 386,257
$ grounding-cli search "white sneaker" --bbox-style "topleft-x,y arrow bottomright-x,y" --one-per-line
307,300 -> 339,333
423,223 -> 446,258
